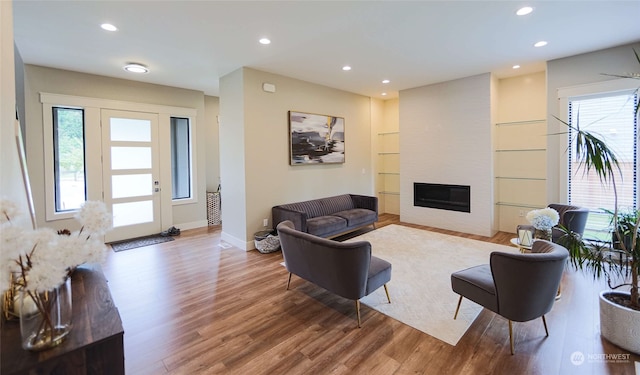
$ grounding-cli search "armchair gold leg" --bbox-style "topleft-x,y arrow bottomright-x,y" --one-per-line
509,320 -> 515,355
453,295 -> 463,320
383,284 -> 391,303
356,300 -> 361,328
542,315 -> 549,337
286,273 -> 292,290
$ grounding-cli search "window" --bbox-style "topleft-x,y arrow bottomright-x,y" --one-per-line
52,107 -> 86,212
568,91 -> 638,240
170,117 -> 191,200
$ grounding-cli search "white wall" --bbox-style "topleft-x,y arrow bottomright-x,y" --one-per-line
23,65 -> 208,231
399,73 -> 494,237
219,68 -> 248,248
220,67 -> 375,249
0,2 -> 33,230
204,95 -> 221,192
547,42 -> 640,204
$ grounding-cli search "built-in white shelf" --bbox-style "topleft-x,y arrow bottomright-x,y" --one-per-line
377,130 -> 400,214
495,119 -> 546,126
379,191 -> 400,195
495,176 -> 546,181
495,202 -> 544,209
495,148 -> 546,152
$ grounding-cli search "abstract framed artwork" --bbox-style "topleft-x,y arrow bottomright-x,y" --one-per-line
288,111 -> 345,165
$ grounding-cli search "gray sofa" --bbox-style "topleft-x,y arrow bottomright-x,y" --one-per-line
276,220 -> 392,327
272,194 -> 378,238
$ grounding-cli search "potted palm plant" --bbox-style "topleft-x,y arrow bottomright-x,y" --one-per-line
556,49 -> 639,354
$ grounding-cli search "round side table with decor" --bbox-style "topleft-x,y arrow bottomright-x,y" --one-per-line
510,237 -> 533,253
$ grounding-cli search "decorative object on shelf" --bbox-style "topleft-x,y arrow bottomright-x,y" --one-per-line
288,111 -> 345,165
525,207 -> 559,241
0,199 -> 112,351
516,225 -> 533,247
2,272 -> 19,321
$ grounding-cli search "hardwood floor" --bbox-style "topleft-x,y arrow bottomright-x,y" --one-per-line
102,214 -> 639,375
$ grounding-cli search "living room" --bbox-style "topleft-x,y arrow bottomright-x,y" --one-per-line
2,1 -> 640,374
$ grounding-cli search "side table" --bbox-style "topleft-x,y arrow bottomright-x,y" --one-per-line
1,264 -> 124,375
510,237 -> 532,253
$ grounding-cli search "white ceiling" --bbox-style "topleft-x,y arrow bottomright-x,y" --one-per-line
12,1 -> 640,99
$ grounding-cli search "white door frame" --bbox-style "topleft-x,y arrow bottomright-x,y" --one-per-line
40,93 -> 198,237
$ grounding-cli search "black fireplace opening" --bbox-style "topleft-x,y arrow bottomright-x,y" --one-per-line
414,183 -> 471,213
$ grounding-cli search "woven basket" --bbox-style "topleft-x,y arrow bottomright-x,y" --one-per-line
254,231 -> 280,253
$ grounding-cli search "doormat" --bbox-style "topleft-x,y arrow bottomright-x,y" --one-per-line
109,234 -> 175,252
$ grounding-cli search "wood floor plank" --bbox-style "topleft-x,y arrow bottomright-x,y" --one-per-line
102,214 -> 640,374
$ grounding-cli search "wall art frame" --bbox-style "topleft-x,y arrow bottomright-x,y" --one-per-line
288,111 -> 345,165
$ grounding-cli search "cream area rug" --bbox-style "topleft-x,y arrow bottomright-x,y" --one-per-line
348,224 -> 520,346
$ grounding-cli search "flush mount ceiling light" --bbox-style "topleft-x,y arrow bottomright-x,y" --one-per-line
259,38 -> 271,45
100,23 -> 117,31
534,41 -> 548,47
516,6 -> 533,16
382,79 -> 390,84
381,92 -> 387,96
512,65 -> 521,69
342,65 -> 352,71
123,63 -> 149,73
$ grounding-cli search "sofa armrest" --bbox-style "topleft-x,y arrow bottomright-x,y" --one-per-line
349,194 -> 378,214
272,206 -> 308,232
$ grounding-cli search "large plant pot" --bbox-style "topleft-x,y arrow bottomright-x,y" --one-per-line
599,291 -> 640,354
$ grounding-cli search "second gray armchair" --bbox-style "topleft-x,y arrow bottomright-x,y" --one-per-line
547,203 -> 589,243
450,240 -> 569,354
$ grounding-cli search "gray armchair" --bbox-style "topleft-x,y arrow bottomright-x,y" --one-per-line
547,203 -> 589,243
276,220 -> 391,327
450,240 -> 568,354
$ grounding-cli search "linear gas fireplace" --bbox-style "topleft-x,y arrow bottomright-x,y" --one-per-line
414,183 -> 471,213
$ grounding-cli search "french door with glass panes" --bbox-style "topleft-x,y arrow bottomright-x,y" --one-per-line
101,110 -> 162,242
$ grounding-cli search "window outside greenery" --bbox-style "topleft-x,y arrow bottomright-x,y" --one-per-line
568,92 -> 638,241
53,107 -> 86,212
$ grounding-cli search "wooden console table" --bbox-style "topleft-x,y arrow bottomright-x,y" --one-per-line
1,264 -> 124,375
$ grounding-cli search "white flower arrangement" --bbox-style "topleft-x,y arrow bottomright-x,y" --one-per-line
0,199 -> 113,295
526,207 -> 560,231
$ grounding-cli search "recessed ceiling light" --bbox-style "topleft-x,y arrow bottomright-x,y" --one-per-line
123,63 -> 149,74
512,65 -> 521,69
342,66 -> 352,71
382,79 -> 390,84
534,41 -> 548,47
516,6 -> 533,16
381,93 -> 387,96
101,23 -> 117,31
259,38 -> 271,45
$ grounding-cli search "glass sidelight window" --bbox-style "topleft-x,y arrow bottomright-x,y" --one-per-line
52,107 -> 86,212
170,117 -> 192,200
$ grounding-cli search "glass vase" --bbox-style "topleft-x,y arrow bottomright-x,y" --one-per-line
534,228 -> 553,242
19,277 -> 72,351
